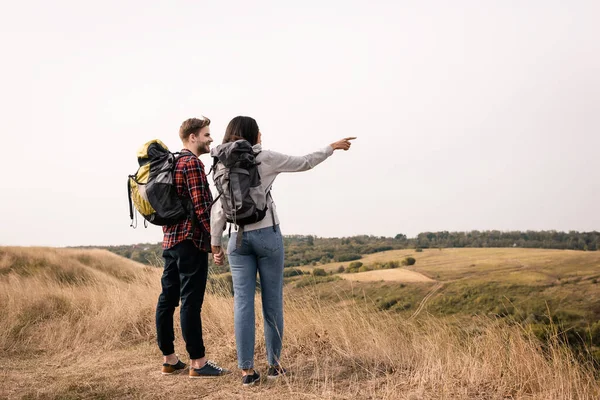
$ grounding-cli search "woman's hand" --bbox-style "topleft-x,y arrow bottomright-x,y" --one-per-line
212,245 -> 225,265
330,137 -> 356,151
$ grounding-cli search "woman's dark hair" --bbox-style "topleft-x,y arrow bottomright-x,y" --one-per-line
223,116 -> 259,145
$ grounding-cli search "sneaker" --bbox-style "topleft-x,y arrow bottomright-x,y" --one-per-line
189,360 -> 231,378
242,370 -> 261,386
161,360 -> 187,375
267,365 -> 287,379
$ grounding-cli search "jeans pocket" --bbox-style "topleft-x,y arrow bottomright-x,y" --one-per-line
257,227 -> 282,253
227,233 -> 237,255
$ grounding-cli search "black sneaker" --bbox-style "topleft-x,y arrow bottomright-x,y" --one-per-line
189,360 -> 231,378
161,360 -> 187,375
242,370 -> 261,386
267,365 -> 287,379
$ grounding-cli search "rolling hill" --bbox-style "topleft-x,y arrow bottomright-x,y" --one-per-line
1,246 -> 599,399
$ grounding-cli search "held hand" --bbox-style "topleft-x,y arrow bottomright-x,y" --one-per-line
330,137 -> 356,151
211,245 -> 225,265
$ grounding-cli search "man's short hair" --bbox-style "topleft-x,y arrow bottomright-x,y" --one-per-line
179,117 -> 211,141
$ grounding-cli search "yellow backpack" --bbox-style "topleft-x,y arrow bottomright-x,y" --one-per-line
127,140 -> 196,227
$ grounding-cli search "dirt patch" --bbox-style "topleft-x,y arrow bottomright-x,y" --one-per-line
341,269 -> 434,283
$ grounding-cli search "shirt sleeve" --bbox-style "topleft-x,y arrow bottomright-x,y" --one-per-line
210,197 -> 226,246
182,159 -> 212,234
264,145 -> 334,173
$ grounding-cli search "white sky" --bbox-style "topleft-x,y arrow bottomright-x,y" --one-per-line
1,1 -> 598,247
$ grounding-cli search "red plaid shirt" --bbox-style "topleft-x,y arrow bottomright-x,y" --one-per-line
162,150 -> 213,252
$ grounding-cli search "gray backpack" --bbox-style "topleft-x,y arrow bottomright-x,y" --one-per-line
211,140 -> 274,234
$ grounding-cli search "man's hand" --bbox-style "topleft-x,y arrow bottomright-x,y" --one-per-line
330,137 -> 356,151
211,245 -> 225,265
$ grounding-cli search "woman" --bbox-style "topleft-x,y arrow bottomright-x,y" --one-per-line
210,116 -> 354,386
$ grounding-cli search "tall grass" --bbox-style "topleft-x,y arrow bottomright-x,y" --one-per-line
1,247 -> 599,399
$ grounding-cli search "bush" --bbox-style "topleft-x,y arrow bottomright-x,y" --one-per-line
337,265 -> 345,273
312,268 -> 327,277
336,254 -> 362,262
403,257 -> 416,266
415,248 -> 423,252
383,261 -> 401,269
283,268 -> 304,278
358,265 -> 371,273
295,275 -> 340,288
349,261 -> 363,269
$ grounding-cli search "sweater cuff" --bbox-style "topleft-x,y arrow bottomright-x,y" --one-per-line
325,145 -> 334,156
211,235 -> 222,246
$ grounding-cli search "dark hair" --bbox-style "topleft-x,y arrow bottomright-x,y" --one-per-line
179,116 -> 210,141
223,116 -> 259,145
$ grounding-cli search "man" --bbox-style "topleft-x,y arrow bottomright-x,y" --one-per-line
156,116 -> 229,378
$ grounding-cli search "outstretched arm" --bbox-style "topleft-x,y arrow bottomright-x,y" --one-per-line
266,137 -> 356,173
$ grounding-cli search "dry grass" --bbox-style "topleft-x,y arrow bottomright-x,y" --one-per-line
1,246 -> 599,399
302,248 -> 600,284
339,268 -> 433,283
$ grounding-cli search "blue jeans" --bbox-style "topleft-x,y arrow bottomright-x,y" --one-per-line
228,225 -> 284,369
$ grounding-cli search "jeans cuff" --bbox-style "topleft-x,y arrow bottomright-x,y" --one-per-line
189,350 -> 206,360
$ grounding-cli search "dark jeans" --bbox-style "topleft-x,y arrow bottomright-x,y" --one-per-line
156,240 -> 208,360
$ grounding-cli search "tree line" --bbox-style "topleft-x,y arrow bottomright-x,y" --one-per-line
90,230 -> 599,267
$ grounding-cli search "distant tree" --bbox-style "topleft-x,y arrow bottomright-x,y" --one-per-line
395,233 -> 407,241
312,268 -> 327,277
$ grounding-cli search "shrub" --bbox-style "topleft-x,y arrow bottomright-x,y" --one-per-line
336,254 -> 362,262
358,265 -> 371,273
283,268 -> 304,278
337,265 -> 345,273
312,268 -> 327,277
295,275 -> 340,288
349,261 -> 363,269
415,248 -> 423,252
403,257 -> 416,266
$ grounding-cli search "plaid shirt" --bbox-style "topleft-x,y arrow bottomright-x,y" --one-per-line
162,150 -> 213,252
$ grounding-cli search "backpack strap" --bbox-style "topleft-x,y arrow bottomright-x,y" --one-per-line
236,225 -> 244,249
207,155 -> 219,176
127,177 -> 134,225
267,191 -> 276,232
175,152 -> 207,241
127,176 -> 139,228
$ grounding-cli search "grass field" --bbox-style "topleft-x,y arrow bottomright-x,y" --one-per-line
298,248 -> 600,360
1,246 -> 600,399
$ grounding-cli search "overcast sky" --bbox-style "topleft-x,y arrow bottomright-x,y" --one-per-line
1,1 -> 598,247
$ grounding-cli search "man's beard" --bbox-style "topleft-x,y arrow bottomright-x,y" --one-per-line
198,142 -> 210,155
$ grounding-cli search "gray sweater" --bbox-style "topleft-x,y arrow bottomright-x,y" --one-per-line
210,144 -> 334,246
